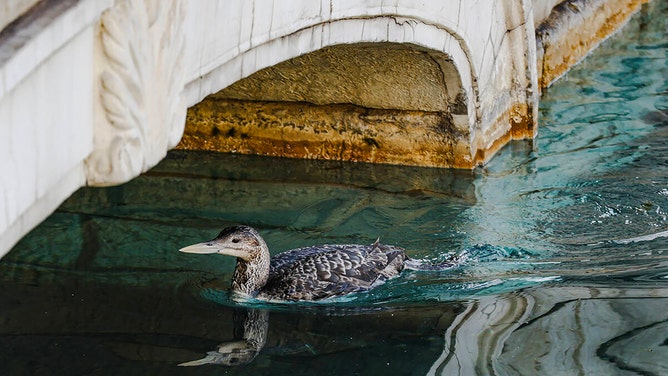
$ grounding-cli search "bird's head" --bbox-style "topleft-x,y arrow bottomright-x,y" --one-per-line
179,225 -> 265,261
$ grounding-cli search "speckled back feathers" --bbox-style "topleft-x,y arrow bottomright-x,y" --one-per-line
259,242 -> 407,301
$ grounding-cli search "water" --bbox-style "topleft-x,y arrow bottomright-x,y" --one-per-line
1,2 -> 667,375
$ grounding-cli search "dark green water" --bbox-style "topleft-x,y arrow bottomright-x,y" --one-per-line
2,2 -> 667,375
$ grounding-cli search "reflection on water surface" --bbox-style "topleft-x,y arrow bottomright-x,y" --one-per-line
2,1 -> 668,374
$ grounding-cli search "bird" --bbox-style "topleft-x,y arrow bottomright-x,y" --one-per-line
179,225 -> 455,301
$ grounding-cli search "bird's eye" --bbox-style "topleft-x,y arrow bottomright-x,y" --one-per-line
232,238 -> 240,243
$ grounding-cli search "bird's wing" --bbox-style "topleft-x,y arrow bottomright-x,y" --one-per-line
263,244 -> 405,300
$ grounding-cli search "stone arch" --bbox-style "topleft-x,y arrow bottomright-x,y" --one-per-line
181,16 -> 481,168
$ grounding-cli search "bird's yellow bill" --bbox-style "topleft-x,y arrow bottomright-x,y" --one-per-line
179,242 -> 218,254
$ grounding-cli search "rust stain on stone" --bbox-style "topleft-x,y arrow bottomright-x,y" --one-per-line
178,99 -> 536,170
538,0 -> 648,89
177,99 -> 466,168
473,102 -> 535,166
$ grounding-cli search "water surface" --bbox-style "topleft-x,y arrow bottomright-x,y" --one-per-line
1,2 -> 667,375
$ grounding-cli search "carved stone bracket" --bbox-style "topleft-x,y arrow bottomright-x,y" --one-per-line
85,0 -> 186,186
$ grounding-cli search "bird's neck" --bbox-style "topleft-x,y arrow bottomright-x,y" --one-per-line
231,243 -> 270,296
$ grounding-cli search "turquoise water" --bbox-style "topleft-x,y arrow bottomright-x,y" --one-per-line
2,2 -> 667,375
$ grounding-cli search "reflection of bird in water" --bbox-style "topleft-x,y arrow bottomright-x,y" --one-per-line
180,225 -> 458,301
179,309 -> 268,367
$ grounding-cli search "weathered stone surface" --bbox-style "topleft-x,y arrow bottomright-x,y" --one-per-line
179,99 -> 468,168
214,44 -> 457,113
536,0 -> 648,89
179,43 -> 477,168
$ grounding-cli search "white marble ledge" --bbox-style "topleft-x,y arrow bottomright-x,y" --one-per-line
0,0 -> 112,101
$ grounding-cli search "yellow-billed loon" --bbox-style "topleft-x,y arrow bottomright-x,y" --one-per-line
179,225 -> 456,301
